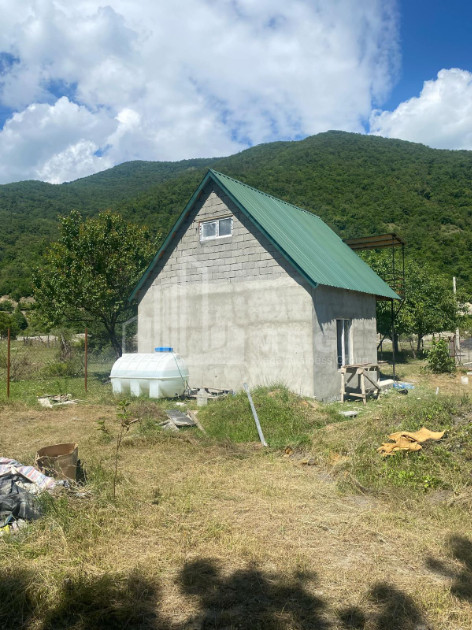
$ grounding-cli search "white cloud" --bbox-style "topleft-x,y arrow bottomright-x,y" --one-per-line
370,69 -> 472,150
0,97 -> 115,183
0,0 -> 399,183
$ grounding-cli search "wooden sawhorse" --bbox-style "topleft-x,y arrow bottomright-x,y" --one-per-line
340,363 -> 380,404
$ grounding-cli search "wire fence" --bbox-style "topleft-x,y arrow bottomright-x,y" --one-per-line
2,330 -> 471,397
0,333 -> 116,389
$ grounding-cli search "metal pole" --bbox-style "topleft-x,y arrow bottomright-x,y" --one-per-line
243,383 -> 268,447
84,328 -> 88,392
391,237 -> 397,381
453,277 -> 461,362
401,243 -> 405,298
7,327 -> 10,398
391,300 -> 396,381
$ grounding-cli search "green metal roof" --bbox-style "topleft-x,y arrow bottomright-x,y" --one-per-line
130,169 -> 399,301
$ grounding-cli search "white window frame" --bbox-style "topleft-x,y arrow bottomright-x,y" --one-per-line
199,216 -> 233,242
336,319 -> 352,369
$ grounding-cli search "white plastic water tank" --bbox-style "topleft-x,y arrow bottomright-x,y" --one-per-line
110,349 -> 189,398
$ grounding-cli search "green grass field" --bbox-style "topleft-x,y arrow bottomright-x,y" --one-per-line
1,340 -> 472,629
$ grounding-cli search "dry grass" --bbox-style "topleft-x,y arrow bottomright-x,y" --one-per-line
1,376 -> 472,630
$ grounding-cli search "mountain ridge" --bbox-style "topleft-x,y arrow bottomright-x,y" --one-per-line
1,131 -> 471,297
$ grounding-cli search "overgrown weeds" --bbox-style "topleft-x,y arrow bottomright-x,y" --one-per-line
198,385 -> 329,448
313,391 -> 472,495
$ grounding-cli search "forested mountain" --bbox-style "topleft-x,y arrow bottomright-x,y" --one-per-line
2,131 -> 472,298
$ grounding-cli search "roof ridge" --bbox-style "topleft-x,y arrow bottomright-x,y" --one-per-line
130,168 -> 399,302
210,169 -> 320,219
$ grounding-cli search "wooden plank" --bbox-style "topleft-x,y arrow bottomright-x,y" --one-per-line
364,371 -> 380,390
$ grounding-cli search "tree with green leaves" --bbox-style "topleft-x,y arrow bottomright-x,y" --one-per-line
400,261 -> 460,353
33,211 -> 155,357
0,312 -> 18,339
12,305 -> 28,332
363,253 -> 461,354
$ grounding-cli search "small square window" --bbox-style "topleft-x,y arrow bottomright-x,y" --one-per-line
200,217 -> 233,241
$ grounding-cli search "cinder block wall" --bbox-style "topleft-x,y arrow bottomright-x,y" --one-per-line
138,181 -> 316,395
312,285 -> 377,400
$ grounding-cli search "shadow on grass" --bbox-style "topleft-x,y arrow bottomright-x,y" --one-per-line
377,349 -> 420,365
178,558 -> 328,629
0,559 -> 430,629
426,534 -> 472,602
338,583 -> 427,630
0,568 -> 165,630
178,559 -> 429,630
0,568 -> 37,629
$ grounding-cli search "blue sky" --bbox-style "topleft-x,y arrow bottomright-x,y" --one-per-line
0,0 -> 471,184
386,0 -> 472,109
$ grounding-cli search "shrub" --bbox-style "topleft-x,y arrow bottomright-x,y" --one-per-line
427,338 -> 456,373
0,300 -> 14,313
43,358 -> 83,377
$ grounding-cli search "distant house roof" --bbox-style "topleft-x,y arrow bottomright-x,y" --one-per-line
130,169 -> 399,301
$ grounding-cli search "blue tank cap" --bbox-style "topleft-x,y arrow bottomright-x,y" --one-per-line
155,347 -> 173,352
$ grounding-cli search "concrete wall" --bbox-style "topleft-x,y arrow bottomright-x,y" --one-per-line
311,285 -> 377,400
137,180 -> 379,399
138,181 -> 316,395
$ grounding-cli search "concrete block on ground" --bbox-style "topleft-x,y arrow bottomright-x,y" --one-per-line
339,410 -> 358,418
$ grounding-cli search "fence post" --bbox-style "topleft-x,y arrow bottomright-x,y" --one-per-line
7,327 -> 10,398
84,328 -> 88,393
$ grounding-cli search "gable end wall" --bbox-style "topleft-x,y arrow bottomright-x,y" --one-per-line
138,181 -> 316,395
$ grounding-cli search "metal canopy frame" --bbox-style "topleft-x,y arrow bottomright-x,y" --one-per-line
344,233 -> 406,381
344,232 -> 404,250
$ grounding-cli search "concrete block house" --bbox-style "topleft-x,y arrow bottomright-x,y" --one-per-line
131,170 -> 398,400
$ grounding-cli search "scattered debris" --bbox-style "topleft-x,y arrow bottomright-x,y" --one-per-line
37,394 -> 78,408
159,417 -> 179,432
378,379 -> 394,391
159,409 -> 200,432
283,447 -> 317,467
0,457 -> 66,536
393,382 -> 415,390
378,426 -> 445,456
461,376 -> 469,385
389,427 -> 445,442
378,436 -> 422,455
188,387 -> 232,405
300,458 -> 316,466
36,443 -> 78,481
157,408 -> 207,433
196,389 -> 209,407
339,410 -> 358,418
186,409 -> 207,434
164,410 -> 196,427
